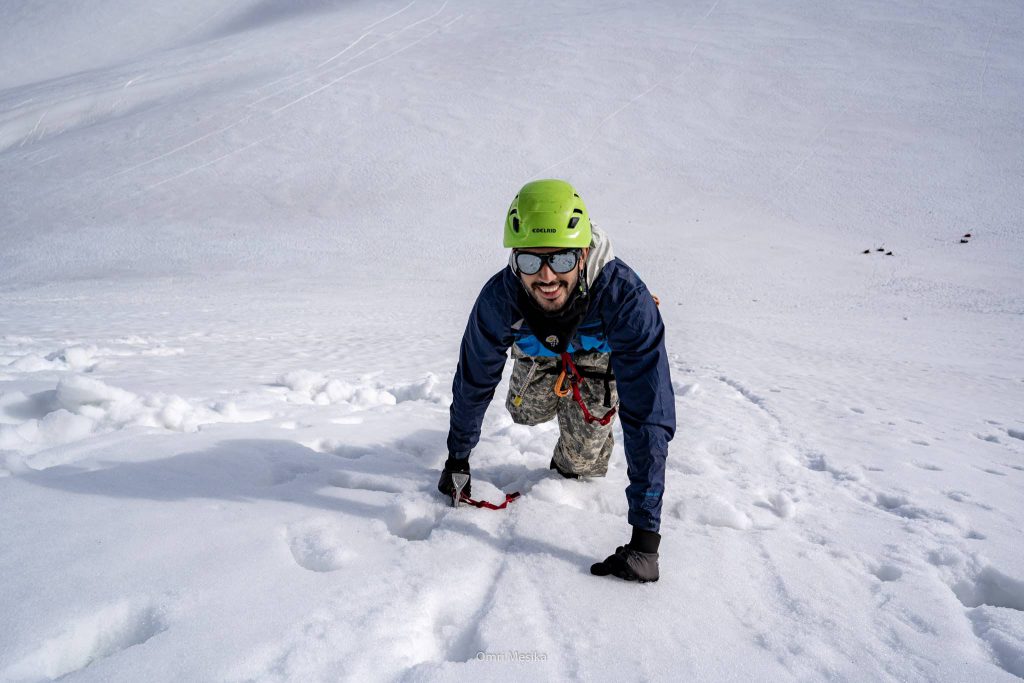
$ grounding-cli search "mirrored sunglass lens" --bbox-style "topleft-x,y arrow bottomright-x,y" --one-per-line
549,252 -> 578,273
516,253 -> 543,274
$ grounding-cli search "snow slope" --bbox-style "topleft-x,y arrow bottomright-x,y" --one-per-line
1,0 -> 1023,680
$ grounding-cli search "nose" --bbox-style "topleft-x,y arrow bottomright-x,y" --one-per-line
537,262 -> 557,280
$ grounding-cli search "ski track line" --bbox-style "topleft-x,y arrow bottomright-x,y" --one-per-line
5,2 -> 446,238
17,111 -> 47,148
248,2 -> 428,106
26,151 -> 62,168
140,17 -> 456,199
437,500 -> 532,664
708,365 -> 1017,676
702,367 -> 960,676
531,0 -> 720,179
974,2 -> 1023,108
97,5 -> 424,184
21,3 -> 458,226
270,2 -> 453,115
176,0 -> 249,43
142,134 -> 270,191
706,364 -> 876,528
443,550 -> 512,663
98,111 -> 258,184
1,4 -> 420,222
317,1 -> 418,68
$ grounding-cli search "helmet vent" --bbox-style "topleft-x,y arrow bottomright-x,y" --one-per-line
513,216 -> 521,232
572,208 -> 583,214
567,216 -> 579,230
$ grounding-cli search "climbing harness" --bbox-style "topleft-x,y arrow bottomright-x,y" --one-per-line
513,351 -> 618,425
553,364 -> 571,397
558,352 -> 618,426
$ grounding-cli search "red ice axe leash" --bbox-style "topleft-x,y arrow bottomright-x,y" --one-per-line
449,472 -> 520,510
457,491 -> 521,510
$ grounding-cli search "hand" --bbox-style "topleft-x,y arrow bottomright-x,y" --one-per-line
590,527 -> 660,583
437,454 -> 471,500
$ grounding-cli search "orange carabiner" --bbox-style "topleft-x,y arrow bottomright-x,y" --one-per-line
553,369 -> 571,397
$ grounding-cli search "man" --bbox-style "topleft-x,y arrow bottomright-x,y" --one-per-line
438,179 -> 675,583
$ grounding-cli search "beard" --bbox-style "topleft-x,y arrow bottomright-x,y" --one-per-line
528,277 -> 573,312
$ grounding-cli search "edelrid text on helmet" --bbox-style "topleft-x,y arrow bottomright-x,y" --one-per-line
503,179 -> 592,248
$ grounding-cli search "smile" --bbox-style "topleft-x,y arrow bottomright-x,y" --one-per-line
536,283 -> 564,299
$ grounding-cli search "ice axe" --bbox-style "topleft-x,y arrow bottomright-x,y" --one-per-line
449,472 -> 520,510
450,472 -> 470,508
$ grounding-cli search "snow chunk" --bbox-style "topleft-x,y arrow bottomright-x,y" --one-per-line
273,370 -> 444,408
673,380 -> 700,397
969,607 -> 1024,678
0,377 -> 267,457
6,345 -> 100,373
696,495 -> 753,530
56,375 -> 136,410
388,373 -> 444,404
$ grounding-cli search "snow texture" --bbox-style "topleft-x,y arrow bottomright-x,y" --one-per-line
1,0 -> 1023,681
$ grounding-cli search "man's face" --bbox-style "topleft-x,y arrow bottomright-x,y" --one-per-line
517,247 -> 588,313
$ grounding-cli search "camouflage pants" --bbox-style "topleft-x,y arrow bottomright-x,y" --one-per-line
505,347 -> 618,477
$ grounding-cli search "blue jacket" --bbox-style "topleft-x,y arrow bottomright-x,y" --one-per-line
447,230 -> 675,532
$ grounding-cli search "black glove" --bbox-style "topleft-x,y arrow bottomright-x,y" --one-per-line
590,527 -> 660,583
437,454 -> 471,499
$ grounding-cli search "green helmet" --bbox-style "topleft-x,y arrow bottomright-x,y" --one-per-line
503,179 -> 592,248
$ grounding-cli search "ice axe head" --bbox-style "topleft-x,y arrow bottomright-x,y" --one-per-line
450,472 -> 470,507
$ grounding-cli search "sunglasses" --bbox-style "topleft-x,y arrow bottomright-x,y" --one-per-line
513,249 -> 582,275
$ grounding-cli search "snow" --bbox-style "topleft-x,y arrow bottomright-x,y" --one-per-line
2,0 -> 1023,680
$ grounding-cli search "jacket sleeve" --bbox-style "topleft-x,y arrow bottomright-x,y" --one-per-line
446,273 -> 514,457
604,271 -> 676,532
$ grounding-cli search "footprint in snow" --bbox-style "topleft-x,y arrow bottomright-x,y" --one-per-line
301,438 -> 371,459
0,599 -> 168,681
753,492 -> 796,519
951,565 -> 1024,612
268,462 -> 318,486
286,520 -> 355,572
871,564 -> 903,582
330,471 -> 408,494
943,490 -> 994,511
695,496 -> 752,530
383,498 -> 440,541
874,493 -> 955,524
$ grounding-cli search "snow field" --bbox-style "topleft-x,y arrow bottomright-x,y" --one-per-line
2,299 -> 1021,680
2,0 -> 1024,680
